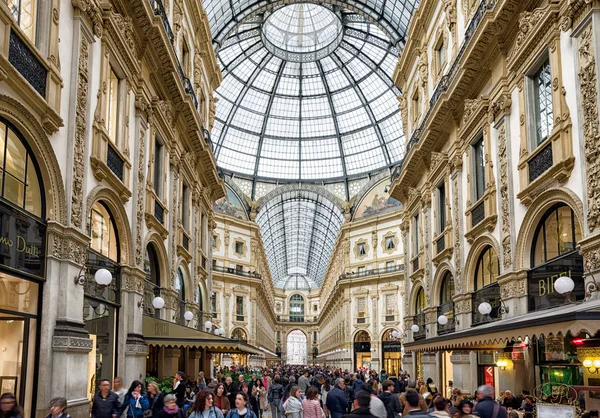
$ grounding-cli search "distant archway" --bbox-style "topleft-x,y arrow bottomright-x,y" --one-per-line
286,330 -> 307,365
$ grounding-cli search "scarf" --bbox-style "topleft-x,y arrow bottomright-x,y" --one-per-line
163,406 -> 179,415
284,397 -> 302,414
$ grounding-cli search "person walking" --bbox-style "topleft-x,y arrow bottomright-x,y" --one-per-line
189,390 -> 224,418
283,386 -> 303,418
267,375 -> 284,418
119,381 -> 150,418
251,379 -> 266,418
321,378 -> 331,418
1,393 -> 22,418
472,386 -> 506,418
113,378 -> 127,405
401,390 -> 431,418
298,371 -> 311,394
92,379 -> 120,418
326,379 -> 348,418
341,392 -> 375,418
302,387 -> 322,418
46,397 -> 71,418
147,381 -> 165,417
455,400 -> 474,418
430,397 -> 452,418
173,372 -> 187,409
378,380 -> 401,418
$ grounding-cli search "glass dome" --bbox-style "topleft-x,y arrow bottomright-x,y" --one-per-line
212,10 -> 406,182
262,4 -> 343,62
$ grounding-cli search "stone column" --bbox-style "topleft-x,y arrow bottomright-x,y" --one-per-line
498,271 -> 528,318
403,353 -> 416,380
120,267 -> 148,384
163,348 -> 182,378
421,352 -> 439,384
450,351 -> 476,394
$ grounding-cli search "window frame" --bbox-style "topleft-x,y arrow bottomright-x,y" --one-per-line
8,0 -> 41,47
152,136 -> 165,200
530,203 -> 580,268
412,213 -> 420,255
105,65 -> 123,146
471,135 -> 486,202
181,182 -> 190,231
526,55 -> 554,149
474,245 -> 500,291
437,180 -> 446,234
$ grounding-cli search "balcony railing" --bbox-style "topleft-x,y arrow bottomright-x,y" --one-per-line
276,315 -> 318,323
212,264 -> 261,279
143,280 -> 161,317
339,264 -> 404,280
413,312 -> 426,341
471,201 -> 485,227
106,142 -> 125,181
437,302 -> 456,335
528,143 -> 553,183
8,29 -> 47,98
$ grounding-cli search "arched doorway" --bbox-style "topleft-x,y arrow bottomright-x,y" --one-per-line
354,330 -> 371,370
381,329 -> 401,377
286,330 -> 307,365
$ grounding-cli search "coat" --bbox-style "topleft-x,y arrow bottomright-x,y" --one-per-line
92,391 -> 120,418
378,392 -> 401,418
189,407 -> 225,418
119,394 -> 150,418
252,386 -> 267,410
268,383 -> 284,405
283,397 -> 303,418
341,407 -> 376,418
147,392 -> 165,417
473,398 -> 506,418
301,399 -> 322,418
325,386 -> 348,418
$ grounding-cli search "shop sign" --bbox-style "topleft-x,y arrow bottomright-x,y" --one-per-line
528,253 -> 584,312
484,366 -> 494,387
382,340 -> 402,352
0,203 -> 46,279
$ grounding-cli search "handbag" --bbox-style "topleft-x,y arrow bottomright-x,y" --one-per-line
144,393 -> 161,418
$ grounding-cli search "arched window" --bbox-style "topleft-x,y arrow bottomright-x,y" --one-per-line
354,330 -> 371,342
0,118 -> 43,218
438,272 -> 455,335
143,244 -> 161,317
197,285 -> 203,312
415,287 -> 426,314
474,246 -> 499,290
232,327 -> 247,342
290,294 -> 304,322
175,267 -> 186,325
532,204 -> 581,267
89,201 -> 119,262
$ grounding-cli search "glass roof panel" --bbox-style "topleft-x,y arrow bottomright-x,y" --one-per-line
255,190 -> 344,289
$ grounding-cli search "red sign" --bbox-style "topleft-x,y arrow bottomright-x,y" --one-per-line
484,366 -> 494,387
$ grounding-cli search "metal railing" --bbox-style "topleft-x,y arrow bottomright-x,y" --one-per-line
212,264 -> 262,279
339,264 -> 404,280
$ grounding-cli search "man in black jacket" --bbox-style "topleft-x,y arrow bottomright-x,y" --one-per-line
342,391 -> 376,418
173,371 -> 187,408
92,379 -> 119,418
327,378 -> 349,418
379,380 -> 402,418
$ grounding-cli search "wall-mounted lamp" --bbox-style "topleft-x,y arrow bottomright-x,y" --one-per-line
437,314 -> 459,326
496,360 -> 508,371
478,300 -> 509,317
411,324 -> 420,333
184,310 -> 194,324
583,359 -> 600,374
75,267 -> 114,287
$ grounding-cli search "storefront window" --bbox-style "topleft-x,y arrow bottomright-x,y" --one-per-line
231,327 -> 247,342
529,204 -> 584,311
382,329 -> 402,376
354,330 -> 371,369
534,333 -> 584,389
0,118 -> 45,418
85,203 -> 120,398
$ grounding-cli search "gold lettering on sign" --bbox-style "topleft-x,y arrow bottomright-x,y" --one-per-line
0,235 -> 40,257
538,270 -> 571,296
155,322 -> 169,336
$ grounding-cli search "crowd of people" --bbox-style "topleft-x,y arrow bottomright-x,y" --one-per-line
2,365 -> 598,418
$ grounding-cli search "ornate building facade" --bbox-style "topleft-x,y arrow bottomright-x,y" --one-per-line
390,0 -> 600,404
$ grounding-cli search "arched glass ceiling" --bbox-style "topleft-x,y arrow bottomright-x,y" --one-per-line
255,190 -> 344,290
203,0 -> 419,49
212,9 -> 406,182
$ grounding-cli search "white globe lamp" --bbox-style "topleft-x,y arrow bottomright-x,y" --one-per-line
204,320 -> 213,330
94,269 -> 113,286
554,276 -> 575,294
437,315 -> 448,325
391,330 -> 400,338
478,302 -> 492,315
152,296 -> 165,310
184,311 -> 194,321
411,324 -> 420,333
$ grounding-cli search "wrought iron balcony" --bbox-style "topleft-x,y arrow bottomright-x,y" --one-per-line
8,29 -> 47,98
106,143 -> 125,181
212,264 -> 262,279
528,143 -> 553,183
338,264 -> 404,280
413,312 -> 426,341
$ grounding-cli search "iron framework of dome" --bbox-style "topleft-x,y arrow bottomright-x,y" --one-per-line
210,1 -> 417,190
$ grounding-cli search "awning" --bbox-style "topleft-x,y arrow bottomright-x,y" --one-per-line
404,298 -> 600,353
143,317 -> 264,356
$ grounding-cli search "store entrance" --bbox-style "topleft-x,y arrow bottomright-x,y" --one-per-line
0,315 -> 30,410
